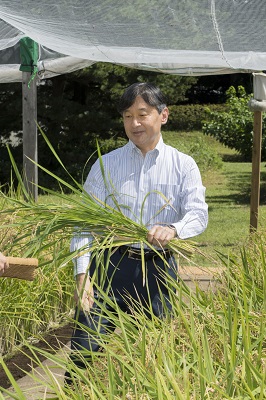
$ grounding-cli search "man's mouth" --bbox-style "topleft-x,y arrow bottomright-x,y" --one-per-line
132,130 -> 144,135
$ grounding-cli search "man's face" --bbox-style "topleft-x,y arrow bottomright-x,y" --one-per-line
122,96 -> 169,155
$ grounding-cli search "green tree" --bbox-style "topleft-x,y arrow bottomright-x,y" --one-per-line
202,86 -> 266,161
0,63 -> 197,188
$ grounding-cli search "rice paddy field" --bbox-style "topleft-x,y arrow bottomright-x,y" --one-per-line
0,131 -> 265,399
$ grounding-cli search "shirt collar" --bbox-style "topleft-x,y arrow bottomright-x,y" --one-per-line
127,135 -> 164,157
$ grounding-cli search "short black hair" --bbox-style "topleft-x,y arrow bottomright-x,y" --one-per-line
117,82 -> 167,115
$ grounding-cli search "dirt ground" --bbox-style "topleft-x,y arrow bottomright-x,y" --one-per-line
0,323 -> 73,389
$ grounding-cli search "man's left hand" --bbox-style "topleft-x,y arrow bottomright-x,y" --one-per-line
147,225 -> 176,248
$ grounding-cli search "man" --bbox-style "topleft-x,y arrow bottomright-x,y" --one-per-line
0,252 -> 9,275
65,82 -> 208,384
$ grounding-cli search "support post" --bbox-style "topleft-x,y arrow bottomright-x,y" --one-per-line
22,71 -> 38,201
249,110 -> 262,232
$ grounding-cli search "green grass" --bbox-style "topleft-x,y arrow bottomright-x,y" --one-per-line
163,130 -> 266,268
195,161 -> 266,265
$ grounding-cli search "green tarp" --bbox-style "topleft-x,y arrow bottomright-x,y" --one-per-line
19,37 -> 38,74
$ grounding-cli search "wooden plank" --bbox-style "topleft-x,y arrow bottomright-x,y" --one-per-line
22,71 -> 38,201
1,257 -> 38,281
250,111 -> 263,232
178,266 -> 225,294
178,265 -> 225,280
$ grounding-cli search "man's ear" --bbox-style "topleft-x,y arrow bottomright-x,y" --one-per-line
161,107 -> 169,125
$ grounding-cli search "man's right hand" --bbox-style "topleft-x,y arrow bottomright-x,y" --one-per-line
75,273 -> 94,311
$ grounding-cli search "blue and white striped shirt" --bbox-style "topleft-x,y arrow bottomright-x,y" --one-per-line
71,136 -> 208,276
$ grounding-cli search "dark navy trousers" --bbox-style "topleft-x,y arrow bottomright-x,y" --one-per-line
69,248 -> 178,368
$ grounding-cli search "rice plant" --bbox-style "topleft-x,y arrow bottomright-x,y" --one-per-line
1,134 -> 265,398
1,246 -> 265,399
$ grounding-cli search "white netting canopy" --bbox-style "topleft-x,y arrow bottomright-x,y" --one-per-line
1,0 -> 266,82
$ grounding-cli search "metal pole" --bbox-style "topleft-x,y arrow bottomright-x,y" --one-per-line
249,110 -> 262,232
22,71 -> 38,201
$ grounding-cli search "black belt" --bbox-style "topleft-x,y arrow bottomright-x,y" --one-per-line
118,246 -> 173,261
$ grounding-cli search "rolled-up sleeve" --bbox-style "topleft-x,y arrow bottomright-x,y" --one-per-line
70,233 -> 92,276
173,157 -> 208,239
71,160 -> 106,277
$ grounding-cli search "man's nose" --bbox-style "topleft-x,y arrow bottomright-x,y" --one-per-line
131,117 -> 141,127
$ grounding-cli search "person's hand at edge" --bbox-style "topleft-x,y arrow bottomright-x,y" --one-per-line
0,253 -> 9,276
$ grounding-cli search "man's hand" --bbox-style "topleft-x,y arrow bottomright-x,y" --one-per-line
147,225 -> 176,248
75,273 -> 94,312
0,253 -> 9,276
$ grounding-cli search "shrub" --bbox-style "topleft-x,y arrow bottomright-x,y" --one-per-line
202,86 -> 266,161
168,104 -> 227,131
163,131 -> 223,172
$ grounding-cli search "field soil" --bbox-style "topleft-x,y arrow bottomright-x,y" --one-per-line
0,323 -> 73,389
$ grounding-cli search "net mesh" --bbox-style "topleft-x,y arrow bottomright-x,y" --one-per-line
0,0 -> 266,82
